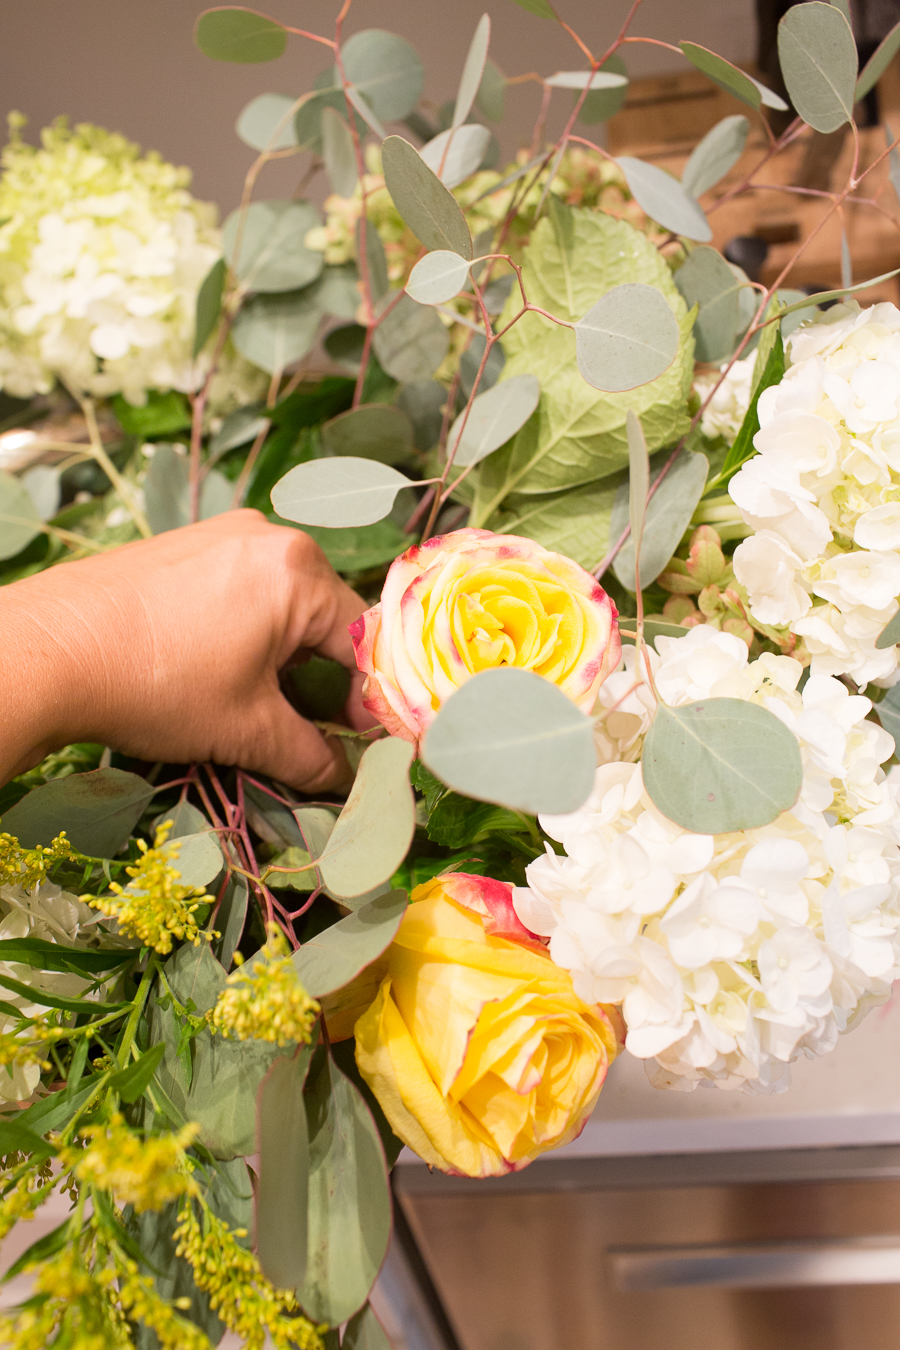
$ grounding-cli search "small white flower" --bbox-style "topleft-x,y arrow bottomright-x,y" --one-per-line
756,926 -> 832,1013
733,529 -> 811,625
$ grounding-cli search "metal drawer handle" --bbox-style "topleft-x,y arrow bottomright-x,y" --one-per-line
610,1238 -> 900,1291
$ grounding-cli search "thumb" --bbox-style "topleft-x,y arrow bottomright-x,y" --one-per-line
237,689 -> 353,794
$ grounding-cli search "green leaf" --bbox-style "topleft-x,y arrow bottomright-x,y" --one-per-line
298,1049 -> 391,1325
16,1073 -> 106,1135
420,125 -> 492,189
680,42 -> 787,110
425,794 -> 528,848
490,477 -> 618,570
711,329 -> 785,487
209,402 -> 268,456
626,409 -> 648,574
357,218 -> 389,301
617,157 -> 711,241
876,683 -> 900,744
232,286 -> 322,374
216,872 -> 248,970
257,1046 -> 314,1292
476,59 -> 506,122
471,209 -> 693,514
144,444 -> 234,534
109,1043 -> 166,1103
876,611 -> 900,649
342,30 -> 425,122
642,698 -> 803,833
0,1119 -> 57,1160
449,373 -> 540,467
164,832 -> 223,889
381,135 -> 473,258
778,1 -> 857,133
0,970 -> 125,1015
508,0 -> 556,16
2,1222 -> 68,1284
857,19 -> 900,100
397,380 -> 448,451
575,54 -> 629,124
287,655 -> 352,723
236,92 -> 299,151
0,468 -> 41,560
575,281 -> 680,392
546,69 -> 627,89
322,107 -> 359,198
194,7 -> 287,63
682,115 -> 749,198
222,200 -> 323,294
620,617 -> 696,645
674,245 -> 745,362
344,84 -> 388,140
193,257 -> 226,358
344,1304 -> 392,1350
292,889 -> 407,996
113,390 -> 192,438
318,738 -> 416,901
2,767 -> 154,855
454,14 -> 491,127
777,268 -> 900,317
295,72 -> 367,154
299,519 -> 409,573
613,444 -> 709,589
422,667 -> 595,814
321,404 -> 415,466
271,457 -> 413,528
406,249 -> 472,305
0,938 -> 139,976
372,292 -> 450,381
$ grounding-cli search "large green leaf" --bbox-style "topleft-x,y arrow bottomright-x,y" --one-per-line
575,282 -> 680,392
195,8 -> 287,63
0,469 -> 41,560
682,115 -> 749,199
674,245 -> 745,363
470,209 -> 693,519
778,1 -> 857,133
271,457 -> 413,528
490,477 -> 619,570
342,30 -> 424,122
422,668 -> 595,814
257,1047 -> 314,1293
642,698 -> 803,834
381,136 -> 473,258
611,446 -> 709,590
372,292 -> 450,381
223,200 -> 323,294
298,1049 -> 391,1325
318,738 -> 415,901
2,768 -> 154,855
293,889 -> 407,996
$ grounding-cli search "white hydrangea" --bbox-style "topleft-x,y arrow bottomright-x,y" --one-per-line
730,301 -> 900,687
694,352 -> 756,444
515,626 -> 900,1094
0,118 -> 265,410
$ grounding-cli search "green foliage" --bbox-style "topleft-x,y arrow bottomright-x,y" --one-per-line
778,1 -> 857,133
112,390 -> 192,438
575,282 -> 681,392
449,373 -> 540,467
3,767 -> 154,854
287,655 -> 352,721
708,329 -> 785,490
381,136 -> 473,258
318,738 -> 416,901
0,468 -> 41,560
257,1047 -> 314,1292
144,444 -> 233,533
344,1304 -> 392,1350
223,200 -> 323,294
682,116 -> 749,199
372,293 -> 450,381
193,257 -> 226,357
675,246 -> 747,363
611,445 -> 709,591
292,889 -> 408,996
856,18 -> 900,100
616,158 -> 712,242
341,30 -> 425,122
271,457 -> 414,528
194,8 -> 288,63
321,404 -> 416,466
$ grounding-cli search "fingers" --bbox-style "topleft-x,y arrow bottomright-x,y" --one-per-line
241,690 -> 354,794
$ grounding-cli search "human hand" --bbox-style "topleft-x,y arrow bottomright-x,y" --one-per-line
0,510 -> 374,792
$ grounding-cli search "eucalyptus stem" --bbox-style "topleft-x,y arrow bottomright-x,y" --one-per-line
76,393 -> 152,539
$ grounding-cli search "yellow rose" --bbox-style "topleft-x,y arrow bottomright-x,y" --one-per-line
354,873 -> 621,1177
349,528 -> 620,747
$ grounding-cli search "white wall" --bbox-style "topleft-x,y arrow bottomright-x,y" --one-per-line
2,0 -> 757,214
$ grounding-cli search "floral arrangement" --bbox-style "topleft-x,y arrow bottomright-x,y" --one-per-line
3,0 -> 900,1346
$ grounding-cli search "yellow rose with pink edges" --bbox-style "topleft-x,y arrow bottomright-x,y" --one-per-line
349,528 -> 620,747
354,872 -> 622,1178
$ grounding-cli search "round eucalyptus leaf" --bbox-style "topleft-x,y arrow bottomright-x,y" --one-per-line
381,135 -> 473,258
778,1 -> 857,133
642,698 -> 803,834
232,287 -> 321,374
477,59 -> 506,122
575,53 -> 628,124
223,199 -> 322,294
454,14 -> 491,128
195,8 -> 287,63
209,403 -> 268,456
617,157 -> 712,242
406,250 -> 471,305
293,889 -> 408,996
575,282 -> 679,393
318,738 -> 416,900
545,69 -> 627,89
324,323 -> 366,372
321,106 -> 359,198
341,29 -> 424,121
449,373 -> 541,468
164,832 -> 223,889
372,292 -> 450,381
419,125 -> 491,189
0,469 -> 41,560
674,245 -> 743,363
681,115 -> 749,198
236,93 -> 298,150
421,668 -> 596,815
395,380 -> 447,451
271,457 -> 413,528
321,404 -> 415,465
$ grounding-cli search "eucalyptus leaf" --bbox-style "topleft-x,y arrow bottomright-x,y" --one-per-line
510,0 -> 556,16
876,682 -> 900,744
888,125 -> 900,204
682,115 -> 749,198
144,444 -> 233,533
372,292 -> 450,380
642,698 -> 803,834
396,380 -> 447,451
626,409 -> 649,572
216,872 -> 249,970
295,73 -> 367,154
342,29 -> 425,121
321,404 -> 415,466
679,41 -> 787,110
406,250 -> 472,305
857,19 -> 900,100
236,92 -> 299,151
617,157 -> 712,242
318,738 -> 415,901
575,53 -> 629,124
545,70 -> 628,89
232,286 -> 322,374
209,403 -> 268,457
774,268 -> 900,316
612,446 -> 709,590
419,124 -> 492,189
22,466 -> 60,522
343,1305 -> 392,1350
271,457 -> 413,528
381,135 -> 473,258
422,667 -> 595,815
344,84 -> 388,140
454,14 -> 491,127
477,59 -> 507,122
777,1 -> 857,133
222,200 -> 323,293
575,282 -> 680,392
257,1047 -> 314,1292
322,107 -> 359,198
194,8 -> 287,63
163,832 -> 223,889
2,768 -> 154,855
674,245 -> 744,362
299,1049 -> 391,1325
317,264 -> 361,321
357,218 -> 389,301
193,256 -> 226,357
876,611 -> 900,649
0,469 -> 41,560
293,889 -> 407,996
448,373 -> 541,467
